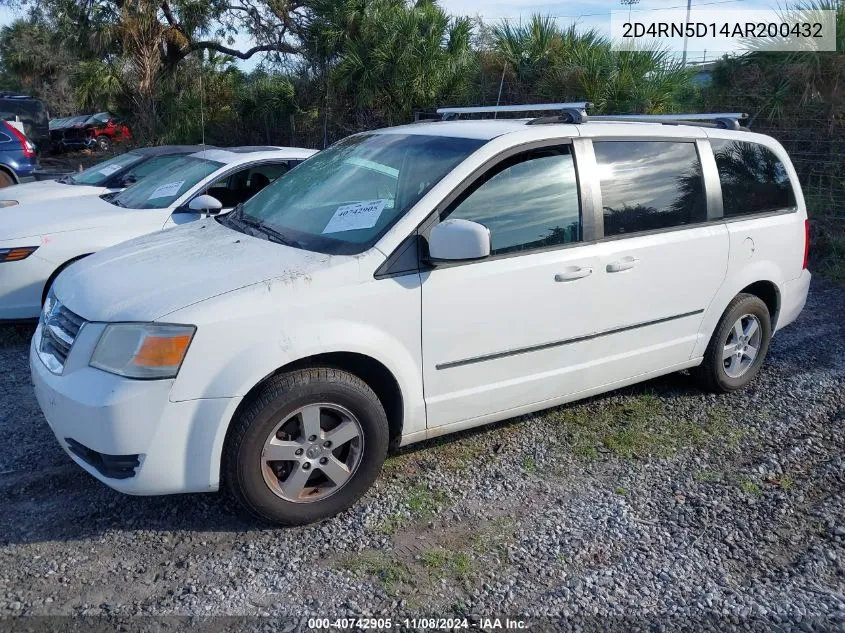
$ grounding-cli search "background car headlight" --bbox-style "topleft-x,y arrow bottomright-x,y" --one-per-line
90,323 -> 196,379
0,200 -> 18,208
0,246 -> 38,262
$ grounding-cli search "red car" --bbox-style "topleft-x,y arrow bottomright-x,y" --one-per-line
85,112 -> 132,151
49,112 -> 132,153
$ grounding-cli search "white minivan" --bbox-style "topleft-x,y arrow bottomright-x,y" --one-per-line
30,105 -> 811,525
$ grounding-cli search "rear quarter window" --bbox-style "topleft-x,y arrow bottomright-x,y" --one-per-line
710,139 -> 796,217
593,140 -> 706,237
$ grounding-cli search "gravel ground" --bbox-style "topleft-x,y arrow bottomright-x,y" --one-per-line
0,280 -> 843,628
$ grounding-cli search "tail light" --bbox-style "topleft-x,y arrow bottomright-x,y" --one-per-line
803,218 -> 810,270
3,121 -> 34,158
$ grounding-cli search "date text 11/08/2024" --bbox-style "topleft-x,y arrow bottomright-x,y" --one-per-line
307,617 -> 529,630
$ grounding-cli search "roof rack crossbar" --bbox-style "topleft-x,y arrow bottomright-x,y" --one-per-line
433,104 -> 749,130
437,102 -> 589,121
590,112 -> 748,130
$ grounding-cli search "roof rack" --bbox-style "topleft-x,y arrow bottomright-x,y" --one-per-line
589,113 -> 749,130
437,102 -> 590,123
434,103 -> 748,130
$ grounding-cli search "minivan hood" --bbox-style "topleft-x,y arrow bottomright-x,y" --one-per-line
0,179 -> 107,206
54,219 -> 340,322
0,192 -> 118,240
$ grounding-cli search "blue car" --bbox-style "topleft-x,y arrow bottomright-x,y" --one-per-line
0,93 -> 48,187
0,120 -> 37,188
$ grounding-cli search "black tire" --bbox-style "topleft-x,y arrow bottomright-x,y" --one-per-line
96,135 -> 111,152
0,170 -> 15,188
695,293 -> 772,393
224,367 -> 389,525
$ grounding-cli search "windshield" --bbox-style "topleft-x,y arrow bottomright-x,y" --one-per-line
232,133 -> 485,254
68,151 -> 145,186
111,156 -> 223,209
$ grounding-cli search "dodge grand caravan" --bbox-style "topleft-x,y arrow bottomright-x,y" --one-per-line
30,105 -> 811,525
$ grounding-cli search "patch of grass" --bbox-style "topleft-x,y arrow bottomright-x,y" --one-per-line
381,453 -> 414,477
470,517 -> 517,562
551,396 -> 748,462
778,475 -> 794,491
407,485 -> 449,518
431,437 -> 487,472
703,406 -> 747,448
340,550 -> 410,594
374,513 -> 404,536
552,394 -> 668,459
614,486 -> 628,496
739,476 -> 762,497
420,548 -> 474,579
372,484 -> 451,535
521,455 -> 537,473
694,468 -> 724,484
574,444 -> 600,460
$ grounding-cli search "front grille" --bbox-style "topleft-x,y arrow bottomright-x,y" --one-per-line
37,299 -> 86,373
65,438 -> 140,479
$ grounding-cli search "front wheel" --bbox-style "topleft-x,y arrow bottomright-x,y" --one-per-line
224,368 -> 389,525
695,293 -> 772,393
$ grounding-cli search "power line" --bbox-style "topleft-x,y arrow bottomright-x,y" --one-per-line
477,0 -> 747,22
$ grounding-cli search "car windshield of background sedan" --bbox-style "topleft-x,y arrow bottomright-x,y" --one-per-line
110,156 -> 223,209
228,133 -> 485,255
65,151 -> 146,186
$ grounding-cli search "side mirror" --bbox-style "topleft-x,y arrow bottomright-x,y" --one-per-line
428,219 -> 491,263
188,194 -> 223,216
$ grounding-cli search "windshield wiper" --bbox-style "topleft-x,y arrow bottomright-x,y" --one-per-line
228,206 -> 304,248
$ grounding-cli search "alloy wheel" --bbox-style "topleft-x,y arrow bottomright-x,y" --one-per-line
722,313 -> 762,378
261,403 -> 364,503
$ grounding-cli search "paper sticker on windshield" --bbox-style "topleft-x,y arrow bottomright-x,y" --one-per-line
147,180 -> 185,200
322,199 -> 387,234
98,165 -> 121,176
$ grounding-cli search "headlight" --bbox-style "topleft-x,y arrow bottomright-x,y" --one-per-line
0,200 -> 18,208
0,246 -> 38,262
90,323 -> 196,379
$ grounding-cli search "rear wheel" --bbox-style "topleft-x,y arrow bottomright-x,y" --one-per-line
95,135 -> 111,152
224,368 -> 389,525
695,293 -> 772,392
0,170 -> 15,188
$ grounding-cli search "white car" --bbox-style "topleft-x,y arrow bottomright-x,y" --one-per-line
30,105 -> 810,525
0,146 -> 316,320
0,145 -> 211,208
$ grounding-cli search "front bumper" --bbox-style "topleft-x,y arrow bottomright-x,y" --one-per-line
29,324 -> 242,495
0,253 -> 53,320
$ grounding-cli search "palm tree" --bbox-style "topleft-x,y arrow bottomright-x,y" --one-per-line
307,0 -> 474,128
540,37 -> 693,113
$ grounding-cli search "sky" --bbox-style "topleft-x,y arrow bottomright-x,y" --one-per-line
0,0 -> 784,70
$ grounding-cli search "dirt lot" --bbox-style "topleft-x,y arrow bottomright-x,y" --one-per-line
0,281 -> 843,626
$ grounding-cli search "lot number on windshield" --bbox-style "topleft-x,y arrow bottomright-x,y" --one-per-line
323,199 -> 387,234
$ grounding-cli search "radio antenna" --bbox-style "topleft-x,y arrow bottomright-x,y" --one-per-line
198,50 -> 206,149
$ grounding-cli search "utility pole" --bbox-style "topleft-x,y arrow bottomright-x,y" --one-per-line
682,0 -> 693,65
620,0 -> 640,23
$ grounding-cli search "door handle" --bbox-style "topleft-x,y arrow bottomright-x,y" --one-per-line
554,266 -> 593,282
606,256 -> 639,273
